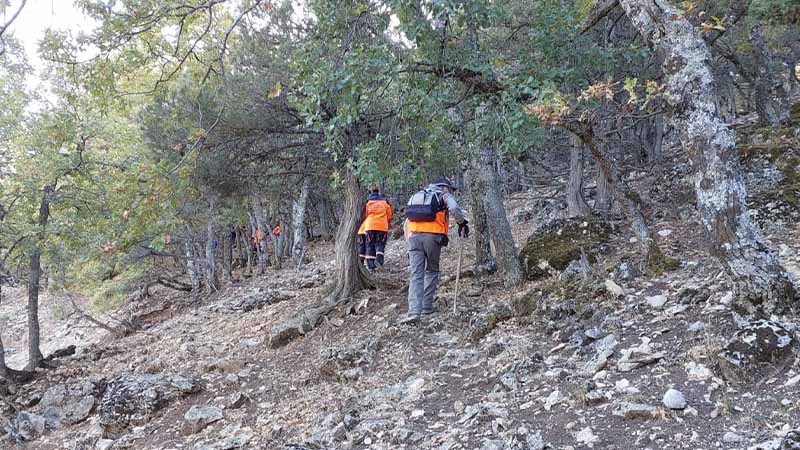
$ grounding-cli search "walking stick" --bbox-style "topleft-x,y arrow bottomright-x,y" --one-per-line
453,238 -> 464,314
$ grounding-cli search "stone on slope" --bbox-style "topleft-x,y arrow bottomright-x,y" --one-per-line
782,431 -> 800,450
646,294 -> 668,309
526,431 -> 546,450
519,219 -> 613,280
662,389 -> 687,410
98,373 -> 200,437
576,426 -> 599,447
581,334 -> 618,376
439,349 -> 482,370
184,405 -> 224,432
4,411 -> 47,442
39,379 -> 105,428
718,320 -> 795,381
685,362 -> 713,381
723,432 -> 744,443
604,279 -> 625,298
268,304 -> 329,348
612,402 -> 657,420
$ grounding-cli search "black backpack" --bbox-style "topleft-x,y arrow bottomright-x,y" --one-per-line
406,189 -> 446,222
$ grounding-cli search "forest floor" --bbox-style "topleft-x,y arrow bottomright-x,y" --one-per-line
2,126 -> 800,450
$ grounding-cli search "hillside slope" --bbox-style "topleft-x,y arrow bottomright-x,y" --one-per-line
2,135 -> 800,450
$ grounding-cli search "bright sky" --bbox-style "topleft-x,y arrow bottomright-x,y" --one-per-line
5,0 -> 93,81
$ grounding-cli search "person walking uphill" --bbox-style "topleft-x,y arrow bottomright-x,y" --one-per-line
400,178 -> 469,324
362,186 -> 393,272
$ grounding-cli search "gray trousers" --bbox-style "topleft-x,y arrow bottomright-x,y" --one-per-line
407,232 -> 444,315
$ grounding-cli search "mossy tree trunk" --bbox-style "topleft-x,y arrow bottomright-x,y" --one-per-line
619,0 -> 795,315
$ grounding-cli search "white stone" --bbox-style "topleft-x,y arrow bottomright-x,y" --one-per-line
543,390 -> 564,411
95,439 -> 115,450
646,294 -> 668,308
685,362 -> 713,381
657,229 -> 673,237
614,379 -> 639,394
687,321 -> 706,333
410,409 -> 425,418
576,427 -> 599,447
747,439 -> 782,450
605,279 -> 625,298
785,374 -> 800,387
723,432 -> 744,443
662,389 -> 687,410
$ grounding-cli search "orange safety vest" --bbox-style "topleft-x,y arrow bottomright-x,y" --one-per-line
358,219 -> 367,235
363,198 -> 392,232
273,225 -> 281,236
253,228 -> 261,244
407,193 -> 449,235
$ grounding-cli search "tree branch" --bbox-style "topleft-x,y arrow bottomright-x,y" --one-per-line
0,0 -> 26,56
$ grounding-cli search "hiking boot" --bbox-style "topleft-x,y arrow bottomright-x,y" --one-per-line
421,307 -> 439,316
398,314 -> 421,325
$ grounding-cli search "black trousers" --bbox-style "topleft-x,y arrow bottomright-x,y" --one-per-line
366,230 -> 388,268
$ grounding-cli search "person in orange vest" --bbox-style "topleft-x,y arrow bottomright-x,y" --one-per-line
362,186 -> 393,271
357,219 -> 367,264
399,178 -> 468,324
272,224 -> 282,236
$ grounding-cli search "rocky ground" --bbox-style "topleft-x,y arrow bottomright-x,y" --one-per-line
2,125 -> 800,450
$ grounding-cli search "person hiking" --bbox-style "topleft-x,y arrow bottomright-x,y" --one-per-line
399,178 -> 469,324
362,186 -> 393,272
357,219 -> 367,265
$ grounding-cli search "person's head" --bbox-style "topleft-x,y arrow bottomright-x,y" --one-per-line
430,178 -> 456,193
369,185 -> 380,194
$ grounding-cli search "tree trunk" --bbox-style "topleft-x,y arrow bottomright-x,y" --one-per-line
26,186 -> 50,370
594,161 -> 613,216
204,201 -> 219,291
619,0 -> 795,315
280,219 -> 293,261
316,188 -> 338,240
649,113 -> 664,163
477,146 -> 524,287
183,227 -> 202,299
292,177 -> 311,265
465,167 -> 495,269
0,332 -> 7,379
327,167 -> 371,304
578,131 -> 653,259
567,135 -> 591,218
224,228 -> 233,281
749,24 -> 791,127
251,197 -> 274,272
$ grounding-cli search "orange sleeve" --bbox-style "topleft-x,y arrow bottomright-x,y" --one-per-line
386,202 -> 393,221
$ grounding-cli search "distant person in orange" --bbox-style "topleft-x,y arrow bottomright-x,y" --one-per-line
362,186 -> 392,272
272,224 -> 282,236
357,219 -> 367,265
252,227 -> 261,251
